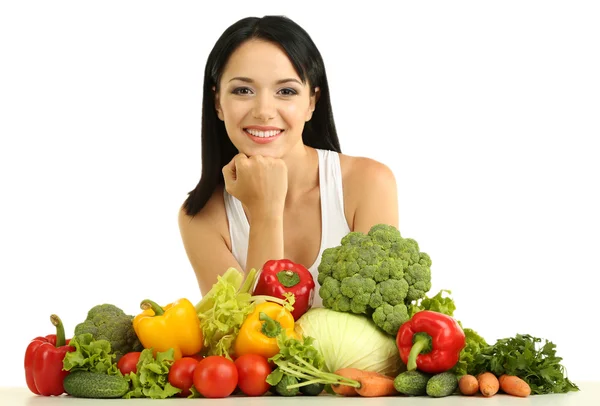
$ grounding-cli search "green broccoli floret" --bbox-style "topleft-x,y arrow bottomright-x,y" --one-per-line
318,224 -> 432,336
74,304 -> 143,361
372,303 -> 410,335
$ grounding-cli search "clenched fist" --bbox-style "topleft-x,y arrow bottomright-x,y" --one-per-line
222,154 -> 288,216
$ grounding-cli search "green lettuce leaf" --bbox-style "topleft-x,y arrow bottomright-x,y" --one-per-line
62,333 -> 120,375
123,348 -> 181,399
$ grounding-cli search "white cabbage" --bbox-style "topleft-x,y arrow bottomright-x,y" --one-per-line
294,308 -> 406,377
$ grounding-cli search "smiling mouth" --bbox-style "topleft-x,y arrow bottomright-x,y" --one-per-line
244,128 -> 284,138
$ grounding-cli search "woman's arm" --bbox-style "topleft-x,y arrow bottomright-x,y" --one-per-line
178,205 -> 244,296
245,210 -> 284,274
178,180 -> 286,295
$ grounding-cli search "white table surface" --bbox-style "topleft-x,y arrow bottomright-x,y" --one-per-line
1,382 -> 597,405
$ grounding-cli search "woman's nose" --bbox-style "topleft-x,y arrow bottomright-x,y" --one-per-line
252,93 -> 276,121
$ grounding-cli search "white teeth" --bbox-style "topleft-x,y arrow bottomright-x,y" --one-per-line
246,129 -> 282,138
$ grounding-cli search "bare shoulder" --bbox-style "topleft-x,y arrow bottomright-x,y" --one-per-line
338,153 -> 397,195
338,153 -> 399,232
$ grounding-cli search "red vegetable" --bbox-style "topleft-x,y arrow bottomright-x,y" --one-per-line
117,351 -> 141,375
193,356 -> 238,398
234,354 -> 271,396
169,357 -> 199,397
396,310 -> 465,374
24,314 -> 75,396
253,259 -> 315,320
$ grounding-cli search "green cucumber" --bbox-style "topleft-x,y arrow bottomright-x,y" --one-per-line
299,381 -> 325,396
394,370 -> 431,396
426,372 -> 458,398
63,371 -> 129,398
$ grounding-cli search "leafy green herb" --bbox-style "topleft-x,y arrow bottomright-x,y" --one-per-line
123,348 -> 181,399
62,333 -> 120,375
469,334 -> 579,394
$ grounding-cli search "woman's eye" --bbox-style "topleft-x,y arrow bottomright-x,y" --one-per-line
279,88 -> 298,96
232,87 -> 252,95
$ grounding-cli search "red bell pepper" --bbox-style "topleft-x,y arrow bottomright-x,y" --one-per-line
24,314 -> 75,396
396,310 -> 466,374
253,259 -> 315,320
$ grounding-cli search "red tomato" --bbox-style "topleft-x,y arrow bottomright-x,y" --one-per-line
117,352 -> 141,375
234,354 -> 272,396
168,357 -> 199,397
193,355 -> 238,398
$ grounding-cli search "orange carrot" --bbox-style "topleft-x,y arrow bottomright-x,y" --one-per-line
331,383 -> 358,396
331,368 -> 361,396
499,374 -> 531,397
458,374 -> 479,395
334,368 -> 398,397
477,372 -> 499,397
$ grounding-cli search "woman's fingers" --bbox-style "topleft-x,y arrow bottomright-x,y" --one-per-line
223,153 -> 245,186
221,153 -> 288,215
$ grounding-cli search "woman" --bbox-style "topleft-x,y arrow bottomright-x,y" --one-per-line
179,15 -> 399,306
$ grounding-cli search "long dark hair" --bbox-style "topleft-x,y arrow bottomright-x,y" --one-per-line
182,15 -> 341,217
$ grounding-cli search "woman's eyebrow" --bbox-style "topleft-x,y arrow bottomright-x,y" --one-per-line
228,77 -> 302,85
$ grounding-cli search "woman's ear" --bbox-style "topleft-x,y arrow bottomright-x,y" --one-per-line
306,86 -> 320,122
213,86 -> 224,121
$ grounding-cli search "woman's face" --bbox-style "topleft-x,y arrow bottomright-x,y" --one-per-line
214,39 -> 319,158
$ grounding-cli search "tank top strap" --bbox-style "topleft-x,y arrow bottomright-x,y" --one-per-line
223,187 -> 249,269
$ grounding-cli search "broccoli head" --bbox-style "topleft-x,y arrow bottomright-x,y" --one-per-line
318,224 -> 432,335
74,303 -> 143,361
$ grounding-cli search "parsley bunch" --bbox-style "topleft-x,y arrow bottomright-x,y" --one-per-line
469,333 -> 579,394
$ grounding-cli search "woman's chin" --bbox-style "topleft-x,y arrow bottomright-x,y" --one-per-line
240,145 -> 284,159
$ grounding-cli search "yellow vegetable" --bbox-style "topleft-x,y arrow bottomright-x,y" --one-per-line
234,302 -> 298,359
133,298 -> 203,360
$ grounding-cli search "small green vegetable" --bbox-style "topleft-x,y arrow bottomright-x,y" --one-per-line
63,371 -> 129,398
394,370 -> 431,396
426,372 -> 458,397
299,381 -> 325,396
74,304 -> 143,361
276,375 -> 300,396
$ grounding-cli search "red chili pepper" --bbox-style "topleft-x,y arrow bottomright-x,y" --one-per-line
396,310 -> 466,374
253,259 -> 315,320
24,314 -> 75,396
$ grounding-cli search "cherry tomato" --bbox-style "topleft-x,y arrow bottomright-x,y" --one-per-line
168,357 -> 199,397
234,354 -> 272,396
117,351 -> 141,375
193,355 -> 238,398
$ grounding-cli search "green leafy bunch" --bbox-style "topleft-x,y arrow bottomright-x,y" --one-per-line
469,334 -> 579,394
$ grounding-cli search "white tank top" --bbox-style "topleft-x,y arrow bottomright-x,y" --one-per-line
223,148 -> 351,308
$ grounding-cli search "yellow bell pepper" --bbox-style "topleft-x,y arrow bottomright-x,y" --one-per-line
233,302 -> 298,359
133,298 -> 203,360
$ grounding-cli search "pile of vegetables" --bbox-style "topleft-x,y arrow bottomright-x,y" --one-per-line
23,223 -> 580,399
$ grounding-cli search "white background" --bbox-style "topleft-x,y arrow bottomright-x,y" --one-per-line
1,0 -> 599,388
